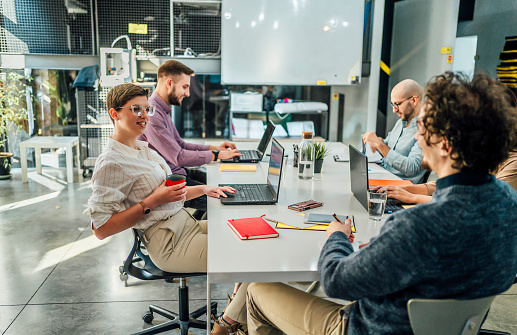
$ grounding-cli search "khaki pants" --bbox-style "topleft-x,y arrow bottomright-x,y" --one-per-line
141,208 -> 249,324
142,208 -> 207,273
246,283 -> 352,335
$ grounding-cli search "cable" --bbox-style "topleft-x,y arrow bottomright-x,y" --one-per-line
111,35 -> 132,49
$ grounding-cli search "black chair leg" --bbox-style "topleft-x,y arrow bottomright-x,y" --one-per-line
149,304 -> 178,320
190,301 -> 218,319
133,278 -> 217,335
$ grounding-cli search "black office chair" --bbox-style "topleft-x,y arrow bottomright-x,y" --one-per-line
120,229 -> 217,335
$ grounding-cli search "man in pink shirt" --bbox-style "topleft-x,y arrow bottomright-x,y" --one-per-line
138,60 -> 241,217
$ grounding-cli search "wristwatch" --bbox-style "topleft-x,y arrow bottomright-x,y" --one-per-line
139,201 -> 151,215
212,149 -> 219,161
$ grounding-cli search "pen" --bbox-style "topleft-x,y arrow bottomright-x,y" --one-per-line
332,213 -> 344,224
263,217 -> 280,225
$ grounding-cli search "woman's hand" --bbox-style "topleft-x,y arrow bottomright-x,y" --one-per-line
383,185 -> 416,203
147,180 -> 187,208
203,185 -> 236,198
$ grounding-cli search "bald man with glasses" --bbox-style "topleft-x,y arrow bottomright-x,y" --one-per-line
363,79 -> 427,183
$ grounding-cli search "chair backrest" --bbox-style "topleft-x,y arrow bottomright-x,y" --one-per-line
407,296 -> 496,335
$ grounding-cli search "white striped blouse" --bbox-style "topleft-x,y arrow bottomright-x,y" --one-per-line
87,138 -> 184,231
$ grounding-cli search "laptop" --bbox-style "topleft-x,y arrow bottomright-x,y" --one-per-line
222,120 -> 276,163
349,144 -> 407,213
219,138 -> 284,205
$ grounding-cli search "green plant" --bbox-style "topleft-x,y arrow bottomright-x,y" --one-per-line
314,142 -> 331,160
0,71 -> 32,169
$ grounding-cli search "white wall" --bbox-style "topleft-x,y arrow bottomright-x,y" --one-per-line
328,0 -> 385,147
386,0 -> 460,131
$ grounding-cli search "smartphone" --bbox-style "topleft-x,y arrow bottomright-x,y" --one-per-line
288,200 -> 323,212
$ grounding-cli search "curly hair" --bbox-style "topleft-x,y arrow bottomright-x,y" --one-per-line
421,72 -> 517,172
106,83 -> 149,124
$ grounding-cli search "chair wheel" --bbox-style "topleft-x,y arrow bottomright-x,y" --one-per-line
119,265 -> 124,274
119,273 -> 128,282
142,311 -> 154,324
82,169 -> 92,178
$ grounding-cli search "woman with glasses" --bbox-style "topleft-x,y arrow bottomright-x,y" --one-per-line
85,84 -> 249,334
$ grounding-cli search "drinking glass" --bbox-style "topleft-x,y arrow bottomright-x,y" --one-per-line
368,190 -> 387,221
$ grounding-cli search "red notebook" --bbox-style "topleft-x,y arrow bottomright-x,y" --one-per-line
227,215 -> 279,240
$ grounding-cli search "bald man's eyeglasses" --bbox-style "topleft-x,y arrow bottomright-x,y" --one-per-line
390,96 -> 415,109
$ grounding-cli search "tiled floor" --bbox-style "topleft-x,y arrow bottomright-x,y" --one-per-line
0,167 -> 516,334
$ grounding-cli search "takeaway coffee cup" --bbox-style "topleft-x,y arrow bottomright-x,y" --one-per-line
166,174 -> 186,187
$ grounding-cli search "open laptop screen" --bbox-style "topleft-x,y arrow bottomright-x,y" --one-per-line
257,120 -> 276,155
267,139 -> 284,198
349,144 -> 369,210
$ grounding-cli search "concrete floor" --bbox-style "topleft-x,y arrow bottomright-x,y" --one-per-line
0,167 -> 516,334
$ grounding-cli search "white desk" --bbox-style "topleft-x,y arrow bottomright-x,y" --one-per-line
19,136 -> 81,183
205,142 -> 399,331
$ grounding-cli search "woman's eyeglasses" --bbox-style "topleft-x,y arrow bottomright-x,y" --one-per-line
117,105 -> 156,116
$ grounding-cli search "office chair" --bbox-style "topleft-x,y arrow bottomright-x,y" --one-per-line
407,296 -> 510,335
120,229 -> 217,335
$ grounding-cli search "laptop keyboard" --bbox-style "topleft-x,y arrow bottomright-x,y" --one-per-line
385,199 -> 404,213
235,184 -> 269,202
241,150 -> 260,160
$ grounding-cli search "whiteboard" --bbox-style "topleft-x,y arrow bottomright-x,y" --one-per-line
221,0 -> 364,86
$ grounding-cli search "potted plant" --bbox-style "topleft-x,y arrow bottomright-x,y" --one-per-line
0,71 -> 32,179
314,142 -> 330,173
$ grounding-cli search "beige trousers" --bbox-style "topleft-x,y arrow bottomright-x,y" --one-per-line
141,208 -> 249,324
246,283 -> 352,335
143,208 -> 207,273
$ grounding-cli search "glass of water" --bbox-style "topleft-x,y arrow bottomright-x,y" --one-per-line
368,190 -> 388,221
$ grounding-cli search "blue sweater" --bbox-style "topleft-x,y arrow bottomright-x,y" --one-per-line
318,172 -> 517,334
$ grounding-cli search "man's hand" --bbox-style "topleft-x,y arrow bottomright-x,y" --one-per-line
218,149 -> 242,160
218,141 -> 237,150
363,132 -> 390,157
203,185 -> 236,198
326,218 -> 352,239
362,132 -> 383,153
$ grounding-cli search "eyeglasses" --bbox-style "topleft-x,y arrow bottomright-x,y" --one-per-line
390,96 -> 415,109
117,104 -> 156,116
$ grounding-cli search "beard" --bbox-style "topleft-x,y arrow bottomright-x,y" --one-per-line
400,105 -> 415,121
168,87 -> 182,106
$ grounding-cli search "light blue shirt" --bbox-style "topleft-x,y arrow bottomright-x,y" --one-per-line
381,117 -> 426,184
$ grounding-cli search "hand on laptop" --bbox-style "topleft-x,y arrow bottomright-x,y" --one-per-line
204,185 -> 236,198
380,185 -> 432,204
217,141 -> 238,151
218,149 -> 242,161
